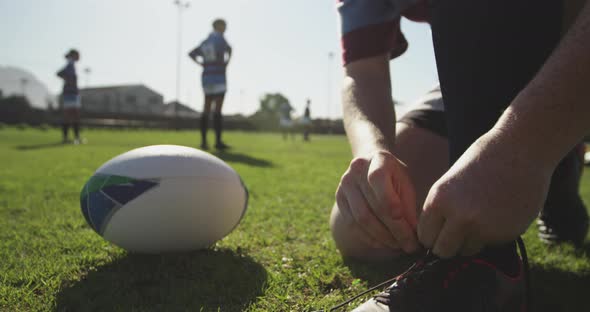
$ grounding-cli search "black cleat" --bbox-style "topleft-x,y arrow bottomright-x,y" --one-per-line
322,238 -> 530,312
537,198 -> 589,247
215,142 -> 231,151
537,146 -> 589,246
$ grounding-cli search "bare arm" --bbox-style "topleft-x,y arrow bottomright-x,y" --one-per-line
225,46 -> 232,65
343,53 -> 396,156
493,2 -> 590,168
188,47 -> 203,66
336,52 -> 419,253
418,3 -> 590,257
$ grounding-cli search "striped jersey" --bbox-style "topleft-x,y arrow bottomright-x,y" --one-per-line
189,32 -> 232,87
56,60 -> 78,95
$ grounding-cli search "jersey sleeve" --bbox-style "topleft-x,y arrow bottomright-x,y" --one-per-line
188,44 -> 203,60
223,38 -> 232,54
57,63 -> 74,80
338,0 -> 428,65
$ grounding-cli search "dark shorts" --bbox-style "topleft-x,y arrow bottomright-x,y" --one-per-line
399,109 -> 447,138
397,85 -> 447,138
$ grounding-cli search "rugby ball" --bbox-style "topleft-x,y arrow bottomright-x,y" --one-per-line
80,145 -> 248,253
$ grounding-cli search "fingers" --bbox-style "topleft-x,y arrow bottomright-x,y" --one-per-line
431,219 -> 466,258
330,203 -> 405,259
336,179 -> 400,250
417,190 -> 446,250
370,152 -> 419,228
419,186 -> 479,258
332,199 -> 386,250
367,152 -> 419,253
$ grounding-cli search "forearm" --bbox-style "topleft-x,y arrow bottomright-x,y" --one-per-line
492,2 -> 590,168
343,54 -> 397,157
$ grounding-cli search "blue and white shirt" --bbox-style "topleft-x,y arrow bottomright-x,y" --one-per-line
189,32 -> 232,87
56,60 -> 78,95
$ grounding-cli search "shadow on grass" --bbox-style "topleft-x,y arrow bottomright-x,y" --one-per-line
15,141 -> 67,150
55,249 -> 267,312
342,254 -> 419,286
213,150 -> 274,168
531,266 -> 590,312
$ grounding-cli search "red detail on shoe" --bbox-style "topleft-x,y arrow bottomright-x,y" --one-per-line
472,259 -> 523,281
443,261 -> 470,289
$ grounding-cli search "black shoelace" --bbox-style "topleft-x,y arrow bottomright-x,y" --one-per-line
313,237 -> 531,312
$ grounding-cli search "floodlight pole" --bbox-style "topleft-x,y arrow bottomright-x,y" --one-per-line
327,52 -> 335,134
84,67 -> 92,88
174,0 -> 190,119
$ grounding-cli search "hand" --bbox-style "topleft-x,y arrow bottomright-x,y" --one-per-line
335,150 -> 420,253
418,130 -> 554,258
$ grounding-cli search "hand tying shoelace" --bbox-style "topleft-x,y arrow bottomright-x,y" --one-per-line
313,237 -> 530,312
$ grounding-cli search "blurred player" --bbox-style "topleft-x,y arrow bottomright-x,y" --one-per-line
279,101 -> 295,141
301,99 -> 312,141
189,19 -> 232,150
56,49 -> 81,144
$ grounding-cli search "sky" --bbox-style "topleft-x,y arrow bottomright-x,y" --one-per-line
0,0 -> 439,118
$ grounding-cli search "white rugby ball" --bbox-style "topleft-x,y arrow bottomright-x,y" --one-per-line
80,145 -> 248,253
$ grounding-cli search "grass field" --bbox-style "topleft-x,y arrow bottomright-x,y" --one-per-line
1,127 -> 589,311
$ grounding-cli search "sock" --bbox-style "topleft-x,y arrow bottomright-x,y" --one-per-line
200,113 -> 209,145
62,124 -> 69,140
213,112 -> 223,145
476,241 -> 520,276
73,123 -> 80,139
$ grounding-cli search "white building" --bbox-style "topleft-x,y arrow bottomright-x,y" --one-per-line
0,66 -> 55,109
80,84 -> 164,115
162,101 -> 200,118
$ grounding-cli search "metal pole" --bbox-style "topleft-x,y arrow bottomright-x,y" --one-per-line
84,67 -> 92,88
173,0 -> 190,119
327,52 -> 335,134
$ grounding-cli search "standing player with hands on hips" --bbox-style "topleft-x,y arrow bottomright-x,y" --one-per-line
330,0 -> 590,311
189,19 -> 232,151
57,49 -> 82,145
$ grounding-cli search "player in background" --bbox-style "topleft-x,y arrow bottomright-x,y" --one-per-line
189,19 -> 232,150
302,99 -> 312,141
279,101 -> 295,141
56,49 -> 82,144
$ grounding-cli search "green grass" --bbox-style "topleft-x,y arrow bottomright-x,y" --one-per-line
0,127 -> 589,311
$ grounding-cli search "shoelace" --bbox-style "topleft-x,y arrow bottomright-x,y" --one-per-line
312,237 -> 531,312
517,237 -> 531,312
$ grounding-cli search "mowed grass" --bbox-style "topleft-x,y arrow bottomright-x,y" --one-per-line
1,126 -> 589,312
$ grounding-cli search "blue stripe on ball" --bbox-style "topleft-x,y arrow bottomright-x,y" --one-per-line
102,180 -> 159,205
86,191 -> 117,234
80,174 -> 159,235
